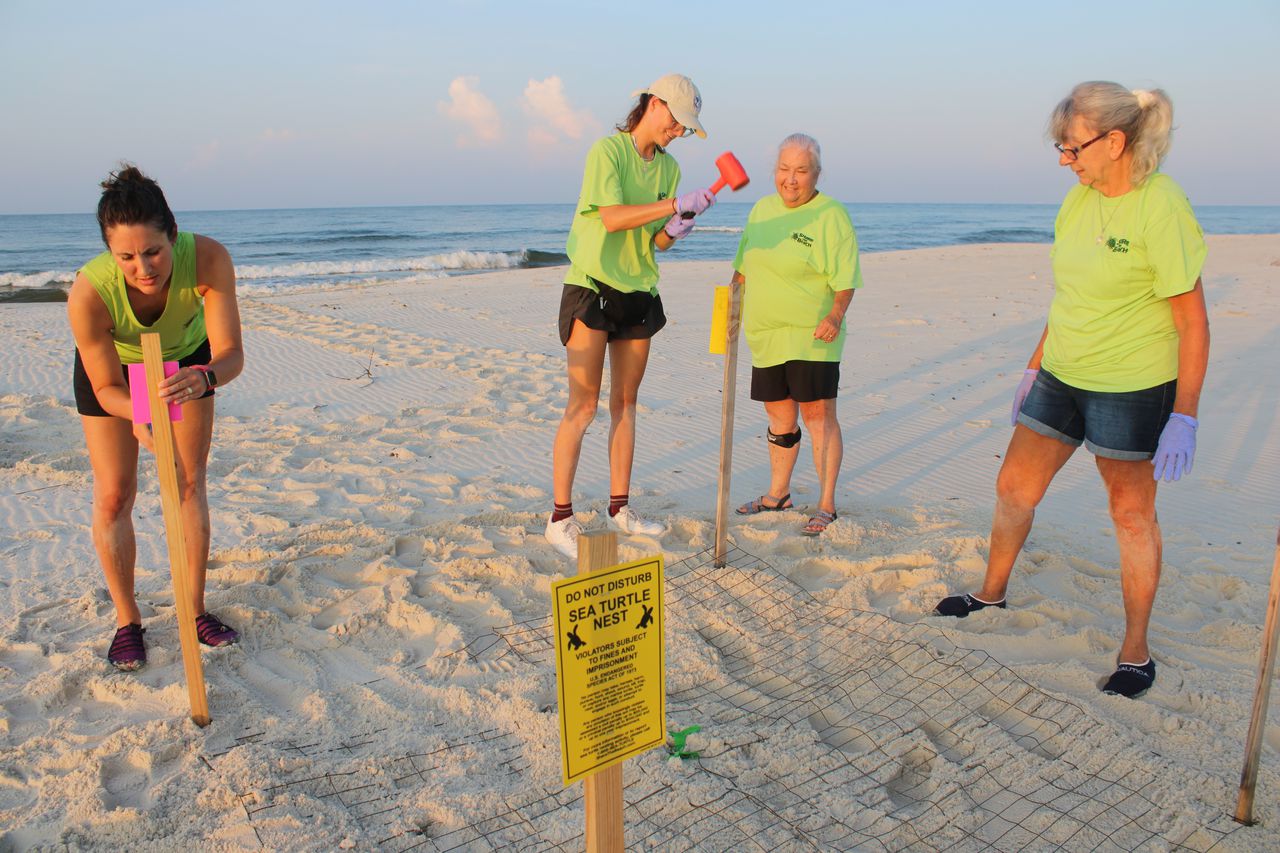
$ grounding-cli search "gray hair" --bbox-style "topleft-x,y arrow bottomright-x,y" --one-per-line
1048,81 -> 1174,186
777,133 -> 822,173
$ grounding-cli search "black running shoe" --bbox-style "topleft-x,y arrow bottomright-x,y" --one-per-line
1102,659 -> 1155,698
934,593 -> 1007,618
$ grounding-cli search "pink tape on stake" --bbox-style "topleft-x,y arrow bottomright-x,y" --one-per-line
128,361 -> 183,424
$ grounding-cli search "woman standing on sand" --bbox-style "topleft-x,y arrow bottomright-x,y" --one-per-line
68,165 -> 244,670
545,74 -> 715,561
732,133 -> 862,537
934,82 -> 1210,699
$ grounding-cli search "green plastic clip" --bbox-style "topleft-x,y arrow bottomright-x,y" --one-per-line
667,724 -> 701,760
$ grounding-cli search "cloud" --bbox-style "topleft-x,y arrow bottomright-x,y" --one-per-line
438,76 -> 503,147
261,128 -> 296,143
522,76 -> 598,146
189,140 -> 221,171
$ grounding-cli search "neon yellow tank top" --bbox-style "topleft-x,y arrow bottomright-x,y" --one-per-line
79,231 -> 207,364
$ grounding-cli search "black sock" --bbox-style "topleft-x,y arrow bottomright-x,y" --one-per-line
551,502 -> 573,523
608,494 -> 628,517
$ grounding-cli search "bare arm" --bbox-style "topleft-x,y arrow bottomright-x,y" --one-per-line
67,274 -> 133,420
598,198 -> 677,234
1025,325 -> 1050,370
814,288 -> 856,340
1167,277 -> 1209,418
185,234 -> 244,390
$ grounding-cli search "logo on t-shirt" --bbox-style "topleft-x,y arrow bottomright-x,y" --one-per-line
657,192 -> 668,200
791,231 -> 814,247
1105,236 -> 1130,254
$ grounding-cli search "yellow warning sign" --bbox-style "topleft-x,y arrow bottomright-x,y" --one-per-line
552,554 -> 665,785
709,285 -> 729,354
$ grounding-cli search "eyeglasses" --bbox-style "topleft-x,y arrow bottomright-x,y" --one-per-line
1054,131 -> 1109,162
657,99 -> 696,138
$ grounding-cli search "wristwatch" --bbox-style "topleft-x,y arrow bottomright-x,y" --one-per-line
193,365 -> 218,390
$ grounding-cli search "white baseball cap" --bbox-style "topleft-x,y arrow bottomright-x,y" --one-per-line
631,74 -> 706,139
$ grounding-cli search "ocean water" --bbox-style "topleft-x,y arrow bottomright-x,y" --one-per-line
2,201 -> 1277,299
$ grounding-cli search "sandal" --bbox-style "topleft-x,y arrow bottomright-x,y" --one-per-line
800,510 -> 837,536
195,612 -> 240,647
736,493 -> 792,515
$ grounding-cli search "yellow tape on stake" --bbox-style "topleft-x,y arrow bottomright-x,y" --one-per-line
709,285 -> 729,354
553,554 -> 665,786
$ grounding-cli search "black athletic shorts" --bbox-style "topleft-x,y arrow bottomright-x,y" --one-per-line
558,279 -> 666,346
74,338 -> 213,417
750,360 -> 840,403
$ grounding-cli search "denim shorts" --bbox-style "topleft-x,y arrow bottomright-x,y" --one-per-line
1017,368 -> 1176,460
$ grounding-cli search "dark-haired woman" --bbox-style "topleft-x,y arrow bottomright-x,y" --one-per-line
545,74 -> 714,560
934,83 -> 1209,699
68,165 -> 244,670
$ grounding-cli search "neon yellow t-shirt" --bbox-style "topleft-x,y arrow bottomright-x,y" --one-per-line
78,231 -> 207,364
564,132 -> 681,295
1043,174 -> 1205,392
733,192 -> 862,367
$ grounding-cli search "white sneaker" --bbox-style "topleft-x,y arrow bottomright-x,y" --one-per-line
608,505 -> 666,537
545,515 -> 583,560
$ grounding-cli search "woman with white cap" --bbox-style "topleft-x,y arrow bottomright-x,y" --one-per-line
545,73 -> 714,560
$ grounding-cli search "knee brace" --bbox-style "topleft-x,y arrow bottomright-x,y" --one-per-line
767,427 -> 802,449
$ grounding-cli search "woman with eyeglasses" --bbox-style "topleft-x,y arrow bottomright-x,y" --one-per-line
934,82 -> 1209,700
545,74 -> 715,561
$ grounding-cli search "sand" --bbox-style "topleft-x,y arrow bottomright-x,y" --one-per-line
1,235 -> 1278,850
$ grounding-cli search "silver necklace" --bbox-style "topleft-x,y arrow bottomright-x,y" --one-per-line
630,133 -> 655,165
1096,192 -> 1123,244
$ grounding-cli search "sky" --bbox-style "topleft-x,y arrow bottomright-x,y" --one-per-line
1,0 -> 1277,214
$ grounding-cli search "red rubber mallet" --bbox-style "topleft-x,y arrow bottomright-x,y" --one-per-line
682,151 -> 750,217
709,151 -> 749,194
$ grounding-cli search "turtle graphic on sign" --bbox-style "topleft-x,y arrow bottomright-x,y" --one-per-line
636,604 -> 653,630
566,625 -> 586,651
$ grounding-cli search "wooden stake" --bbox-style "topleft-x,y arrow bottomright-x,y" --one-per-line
578,530 -> 623,853
713,281 -> 743,568
1236,525 -> 1280,824
141,334 -> 211,727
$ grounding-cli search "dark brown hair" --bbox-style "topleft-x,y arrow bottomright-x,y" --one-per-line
616,93 -> 654,134
96,164 -> 177,245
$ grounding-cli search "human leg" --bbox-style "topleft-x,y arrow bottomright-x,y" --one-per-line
799,397 -> 841,515
976,426 -> 1077,602
171,394 -> 215,616
605,336 -> 652,498
552,320 -> 607,506
1095,456 -> 1162,665
81,415 -> 141,627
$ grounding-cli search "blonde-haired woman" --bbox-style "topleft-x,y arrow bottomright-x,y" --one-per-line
935,82 -> 1209,700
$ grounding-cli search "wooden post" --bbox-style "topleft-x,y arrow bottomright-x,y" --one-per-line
1235,525 -> 1280,824
578,530 -> 623,853
713,281 -> 743,568
141,333 -> 211,727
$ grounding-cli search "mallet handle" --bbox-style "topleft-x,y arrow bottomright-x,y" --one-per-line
1235,524 -> 1280,824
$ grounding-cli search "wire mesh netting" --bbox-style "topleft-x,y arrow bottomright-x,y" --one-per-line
211,544 -> 1247,851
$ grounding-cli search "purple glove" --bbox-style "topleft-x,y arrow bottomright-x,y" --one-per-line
664,214 -> 695,240
1152,413 -> 1197,482
1010,368 -> 1038,427
674,187 -> 716,218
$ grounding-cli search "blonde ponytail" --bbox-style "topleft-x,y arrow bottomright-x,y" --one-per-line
1047,82 -> 1175,185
